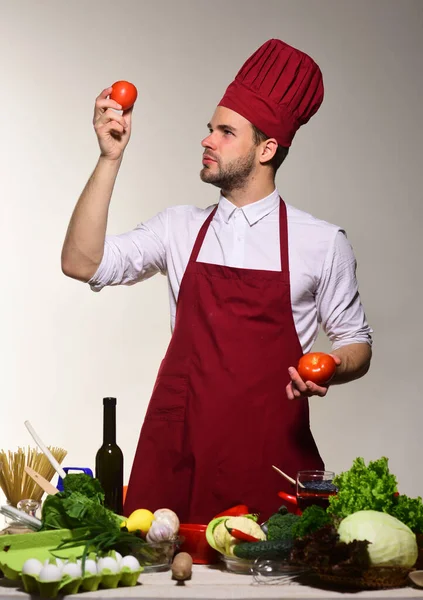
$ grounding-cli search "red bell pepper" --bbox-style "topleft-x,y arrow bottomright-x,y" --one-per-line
213,504 -> 250,518
224,523 -> 260,542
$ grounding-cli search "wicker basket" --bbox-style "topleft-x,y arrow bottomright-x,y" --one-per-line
302,566 -> 413,590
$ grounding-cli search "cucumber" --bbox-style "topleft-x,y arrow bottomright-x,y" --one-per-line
233,537 -> 293,560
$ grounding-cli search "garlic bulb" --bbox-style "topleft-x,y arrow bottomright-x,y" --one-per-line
146,519 -> 176,543
153,508 -> 180,534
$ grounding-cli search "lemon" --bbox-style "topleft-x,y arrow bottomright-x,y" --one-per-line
121,509 -> 155,533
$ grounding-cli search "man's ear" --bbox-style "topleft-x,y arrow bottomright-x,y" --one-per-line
259,138 -> 278,165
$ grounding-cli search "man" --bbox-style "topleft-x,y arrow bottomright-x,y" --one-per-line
62,39 -> 372,522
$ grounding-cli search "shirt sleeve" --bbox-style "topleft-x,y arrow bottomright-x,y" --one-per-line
316,230 -> 373,349
88,209 -> 168,292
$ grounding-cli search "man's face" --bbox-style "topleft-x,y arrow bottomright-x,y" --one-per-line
200,106 -> 258,191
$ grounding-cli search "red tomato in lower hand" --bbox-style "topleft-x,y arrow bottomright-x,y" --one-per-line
110,80 -> 138,111
297,352 -> 337,386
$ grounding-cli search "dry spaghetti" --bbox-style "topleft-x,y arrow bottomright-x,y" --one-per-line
0,446 -> 67,506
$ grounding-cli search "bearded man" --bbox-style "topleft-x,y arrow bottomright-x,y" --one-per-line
62,39 -> 372,522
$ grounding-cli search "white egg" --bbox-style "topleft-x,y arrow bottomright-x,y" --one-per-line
22,559 -> 43,576
114,551 -> 122,565
82,559 -> 97,576
38,564 -> 62,582
61,563 -> 82,578
119,555 -> 140,572
43,558 -> 64,569
97,557 -> 118,574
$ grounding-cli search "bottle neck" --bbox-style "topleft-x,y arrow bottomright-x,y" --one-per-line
103,403 -> 116,444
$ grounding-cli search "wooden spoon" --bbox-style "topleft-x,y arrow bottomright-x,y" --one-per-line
272,465 -> 305,488
24,466 -> 58,495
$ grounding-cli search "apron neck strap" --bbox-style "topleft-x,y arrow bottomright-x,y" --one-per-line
278,198 -> 289,274
189,205 -> 218,263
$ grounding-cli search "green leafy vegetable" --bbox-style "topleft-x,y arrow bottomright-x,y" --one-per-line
328,457 -> 397,520
266,511 -> 300,541
327,456 -> 423,533
41,491 -> 120,532
391,495 -> 423,534
338,510 -> 418,568
41,474 -> 145,565
62,473 -> 105,504
291,505 -> 332,539
290,524 -> 370,574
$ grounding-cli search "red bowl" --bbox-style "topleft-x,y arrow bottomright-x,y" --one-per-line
178,523 -> 219,565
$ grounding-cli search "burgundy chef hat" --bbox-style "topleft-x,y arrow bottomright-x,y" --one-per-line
218,38 -> 324,147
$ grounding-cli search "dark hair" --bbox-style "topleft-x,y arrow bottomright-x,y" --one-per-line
251,124 -> 289,173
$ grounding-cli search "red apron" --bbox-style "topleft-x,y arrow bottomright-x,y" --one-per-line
125,199 -> 323,522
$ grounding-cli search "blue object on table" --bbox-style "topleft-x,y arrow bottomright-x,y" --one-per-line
56,467 -> 94,492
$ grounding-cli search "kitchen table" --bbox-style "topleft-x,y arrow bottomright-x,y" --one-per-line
1,565 -> 423,600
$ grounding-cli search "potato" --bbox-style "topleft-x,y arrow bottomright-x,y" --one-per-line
171,552 -> 193,581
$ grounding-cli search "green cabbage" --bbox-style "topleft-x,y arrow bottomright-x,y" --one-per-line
338,510 -> 418,568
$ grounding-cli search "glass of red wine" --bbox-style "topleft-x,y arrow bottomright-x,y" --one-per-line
296,470 -> 337,511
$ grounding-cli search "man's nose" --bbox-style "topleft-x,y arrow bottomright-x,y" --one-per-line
201,133 -> 216,149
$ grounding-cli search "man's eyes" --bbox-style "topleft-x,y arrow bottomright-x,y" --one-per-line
207,128 -> 234,136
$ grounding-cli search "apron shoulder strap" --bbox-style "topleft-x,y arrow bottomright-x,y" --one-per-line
279,198 -> 289,274
189,205 -> 218,263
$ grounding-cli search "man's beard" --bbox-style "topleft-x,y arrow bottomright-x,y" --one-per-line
200,147 -> 256,191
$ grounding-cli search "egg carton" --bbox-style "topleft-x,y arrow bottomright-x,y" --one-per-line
0,528 -> 142,598
21,565 -> 142,598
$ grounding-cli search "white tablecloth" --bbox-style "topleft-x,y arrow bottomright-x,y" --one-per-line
1,565 -> 423,600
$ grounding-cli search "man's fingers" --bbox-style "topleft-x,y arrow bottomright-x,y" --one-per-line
93,98 -> 122,123
121,106 -> 133,128
288,367 -> 308,393
96,87 -> 113,101
305,381 -> 328,397
329,354 -> 342,366
286,382 -> 303,400
95,109 -> 128,130
93,90 -> 123,122
122,105 -> 134,118
100,121 -> 126,136
287,366 -> 329,399
286,383 -> 294,401
95,98 -> 123,113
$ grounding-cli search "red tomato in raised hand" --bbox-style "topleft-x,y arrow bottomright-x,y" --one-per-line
110,80 -> 138,111
297,352 -> 336,386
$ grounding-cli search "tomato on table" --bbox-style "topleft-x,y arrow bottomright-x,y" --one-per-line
110,80 -> 138,110
297,352 -> 337,386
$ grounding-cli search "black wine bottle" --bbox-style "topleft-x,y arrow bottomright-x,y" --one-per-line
95,397 -> 124,514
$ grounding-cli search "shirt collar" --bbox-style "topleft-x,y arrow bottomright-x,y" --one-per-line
217,189 -> 280,225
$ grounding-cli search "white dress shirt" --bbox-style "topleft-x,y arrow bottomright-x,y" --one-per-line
89,189 -> 372,353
